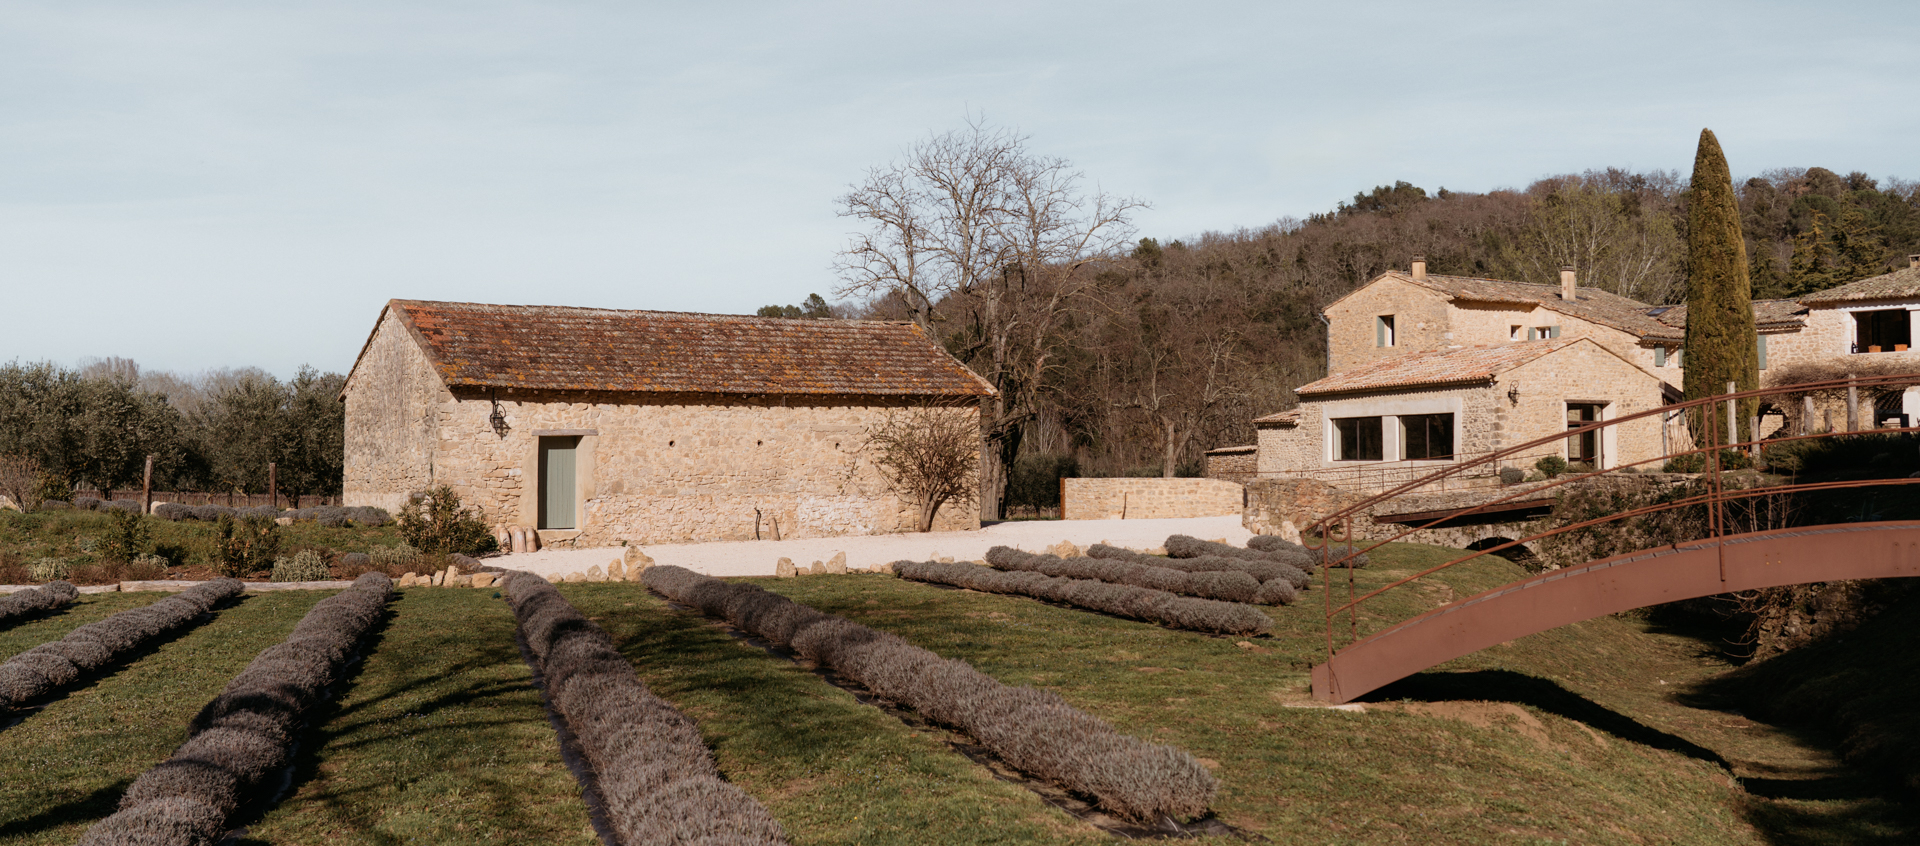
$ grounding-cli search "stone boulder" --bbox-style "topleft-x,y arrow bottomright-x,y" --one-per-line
825,552 -> 848,575
586,565 -> 607,583
776,557 -> 798,578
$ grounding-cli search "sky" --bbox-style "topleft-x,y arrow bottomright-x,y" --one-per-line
3,1 -> 1917,379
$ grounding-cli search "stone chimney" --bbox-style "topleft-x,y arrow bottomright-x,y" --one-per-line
1560,265 -> 1577,300
1411,255 -> 1427,279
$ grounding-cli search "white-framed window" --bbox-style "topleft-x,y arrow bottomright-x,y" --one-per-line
1332,416 -> 1384,461
1852,309 -> 1911,354
1400,413 -> 1455,460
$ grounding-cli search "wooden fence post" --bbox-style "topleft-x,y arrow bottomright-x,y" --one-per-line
142,455 -> 154,515
268,463 -> 277,510
1724,381 -> 1738,448
1847,375 -> 1859,432
1802,395 -> 1815,434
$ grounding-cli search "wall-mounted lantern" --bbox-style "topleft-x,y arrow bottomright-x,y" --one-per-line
489,390 -> 510,436
1506,381 -> 1522,404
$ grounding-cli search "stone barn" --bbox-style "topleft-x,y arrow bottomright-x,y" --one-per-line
341,299 -> 995,546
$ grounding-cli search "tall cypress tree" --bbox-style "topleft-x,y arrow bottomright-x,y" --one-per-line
1682,128 -> 1759,446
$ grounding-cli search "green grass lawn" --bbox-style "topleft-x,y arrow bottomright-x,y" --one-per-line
2,541 -> 1914,845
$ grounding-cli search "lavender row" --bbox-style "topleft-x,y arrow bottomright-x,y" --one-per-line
644,565 -> 1217,824
0,580 -> 78,628
985,545 -> 1296,606
505,572 -> 788,846
79,573 -> 394,846
0,579 -> 244,710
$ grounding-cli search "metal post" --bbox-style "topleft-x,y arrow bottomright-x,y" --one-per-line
142,455 -> 153,515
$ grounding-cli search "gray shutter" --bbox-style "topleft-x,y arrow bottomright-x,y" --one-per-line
1757,334 -> 1769,369
1549,326 -> 1562,339
539,437 -> 579,530
1376,316 -> 1386,347
1655,347 -> 1667,367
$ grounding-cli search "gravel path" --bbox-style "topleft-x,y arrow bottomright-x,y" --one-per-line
484,515 -> 1255,579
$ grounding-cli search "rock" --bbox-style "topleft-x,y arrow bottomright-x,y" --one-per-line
450,574 -> 472,588
608,560 -> 625,581
1279,520 -> 1303,545
566,571 -> 585,583
1146,547 -> 1167,556
825,552 -> 848,575
507,526 -> 524,554
808,561 -> 826,576
430,570 -> 445,587
494,524 -> 512,551
872,561 -> 895,575
0,495 -> 20,512
934,556 -> 954,564
776,557 -> 798,578
526,531 -> 541,553
274,517 -> 294,526
1236,641 -> 1254,650
1046,541 -> 1081,558
624,561 -> 646,582
587,565 -> 607,583
471,572 -> 496,588
624,546 -> 653,572
398,573 -> 416,587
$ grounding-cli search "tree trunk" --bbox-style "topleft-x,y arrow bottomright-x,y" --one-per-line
1160,417 -> 1180,478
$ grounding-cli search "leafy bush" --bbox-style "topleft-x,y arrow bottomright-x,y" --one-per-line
0,580 -> 77,626
270,549 -> 331,582
643,565 -> 1218,824
1534,455 -> 1568,478
34,472 -> 72,505
0,579 -> 243,709
985,545 -> 1269,604
396,486 -> 496,555
152,503 -> 193,521
1662,449 -> 1754,473
81,573 -> 391,846
896,559 -> 1272,636
27,557 -> 69,581
99,509 -> 153,564
503,572 -> 788,845
1498,467 -> 1526,485
212,513 -> 281,578
369,543 -> 419,569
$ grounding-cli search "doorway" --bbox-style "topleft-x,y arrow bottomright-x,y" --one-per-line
539,435 -> 580,530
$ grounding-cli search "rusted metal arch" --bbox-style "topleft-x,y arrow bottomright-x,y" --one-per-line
1312,521 -> 1920,704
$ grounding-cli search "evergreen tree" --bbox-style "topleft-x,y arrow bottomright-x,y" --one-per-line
1681,129 -> 1759,446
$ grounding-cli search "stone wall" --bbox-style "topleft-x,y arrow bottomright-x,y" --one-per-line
1326,277 -> 1454,375
343,315 -> 984,545
342,311 -> 443,513
1060,477 -> 1245,521
1204,446 -> 1257,483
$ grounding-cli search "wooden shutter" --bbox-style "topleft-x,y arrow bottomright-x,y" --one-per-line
1757,335 -> 1769,369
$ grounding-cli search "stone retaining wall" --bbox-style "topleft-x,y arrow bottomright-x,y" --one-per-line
1060,478 -> 1245,521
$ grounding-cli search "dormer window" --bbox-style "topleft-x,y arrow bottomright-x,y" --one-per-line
1376,315 -> 1396,347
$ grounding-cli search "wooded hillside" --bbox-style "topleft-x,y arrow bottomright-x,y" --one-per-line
821,156 -> 1920,514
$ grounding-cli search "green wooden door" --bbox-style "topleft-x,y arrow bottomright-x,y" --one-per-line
539,436 -> 579,529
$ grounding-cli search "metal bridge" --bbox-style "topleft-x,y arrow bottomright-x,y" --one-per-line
1305,373 -> 1920,704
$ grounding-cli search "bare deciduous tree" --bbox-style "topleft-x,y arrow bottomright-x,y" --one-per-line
864,405 -> 981,532
0,453 -> 44,511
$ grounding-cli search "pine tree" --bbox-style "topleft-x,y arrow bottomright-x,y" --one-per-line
1681,129 -> 1759,446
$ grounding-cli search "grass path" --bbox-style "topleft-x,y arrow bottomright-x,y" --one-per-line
0,591 -> 326,845
242,588 -> 598,846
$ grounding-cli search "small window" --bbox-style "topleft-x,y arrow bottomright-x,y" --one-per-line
1854,309 -> 1910,353
1376,315 -> 1396,348
1401,413 -> 1454,460
1526,326 -> 1560,341
1509,325 -> 1522,341
1333,416 -> 1384,461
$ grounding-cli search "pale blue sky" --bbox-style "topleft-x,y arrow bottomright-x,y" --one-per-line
3,1 -> 1916,377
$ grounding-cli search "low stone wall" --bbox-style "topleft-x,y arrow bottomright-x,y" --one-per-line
1204,446 -> 1257,483
1060,478 -> 1245,521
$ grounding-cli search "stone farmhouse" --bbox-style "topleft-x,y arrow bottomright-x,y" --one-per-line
1246,254 -> 1920,488
341,299 -> 995,547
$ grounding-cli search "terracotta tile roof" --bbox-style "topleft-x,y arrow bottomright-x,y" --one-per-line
1640,299 -> 1808,341
1295,339 -> 1578,397
1390,272 -> 1675,338
378,299 -> 995,397
1798,265 -> 1920,305
1251,410 -> 1301,426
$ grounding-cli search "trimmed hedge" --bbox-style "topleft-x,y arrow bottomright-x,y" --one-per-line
0,580 -> 79,628
1241,534 -> 1371,569
644,565 -> 1218,824
79,573 -> 393,846
1087,543 -> 1309,591
504,572 -> 788,846
984,545 -> 1276,605
895,560 -> 1271,636
1166,534 -> 1334,575
0,579 -> 244,709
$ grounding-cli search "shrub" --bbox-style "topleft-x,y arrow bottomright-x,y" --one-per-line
644,565 -> 1218,824
1498,467 -> 1526,485
348,506 -> 392,527
127,554 -> 169,580
1245,535 -> 1308,557
0,580 -> 78,626
1662,449 -> 1754,473
81,573 -> 391,846
152,503 -> 194,521
503,573 -> 788,845
0,579 -> 243,709
212,513 -> 281,578
74,496 -> 104,511
27,557 -> 70,582
369,543 -> 419,570
102,499 -> 143,514
1095,542 -> 1311,586
396,486 -> 496,555
99,509 -> 154,564
985,545 -> 1268,604
270,549 -> 331,583
896,559 -> 1272,636
1165,535 -> 1319,574
35,472 -> 72,505
1534,455 -> 1569,478
334,552 -> 376,578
